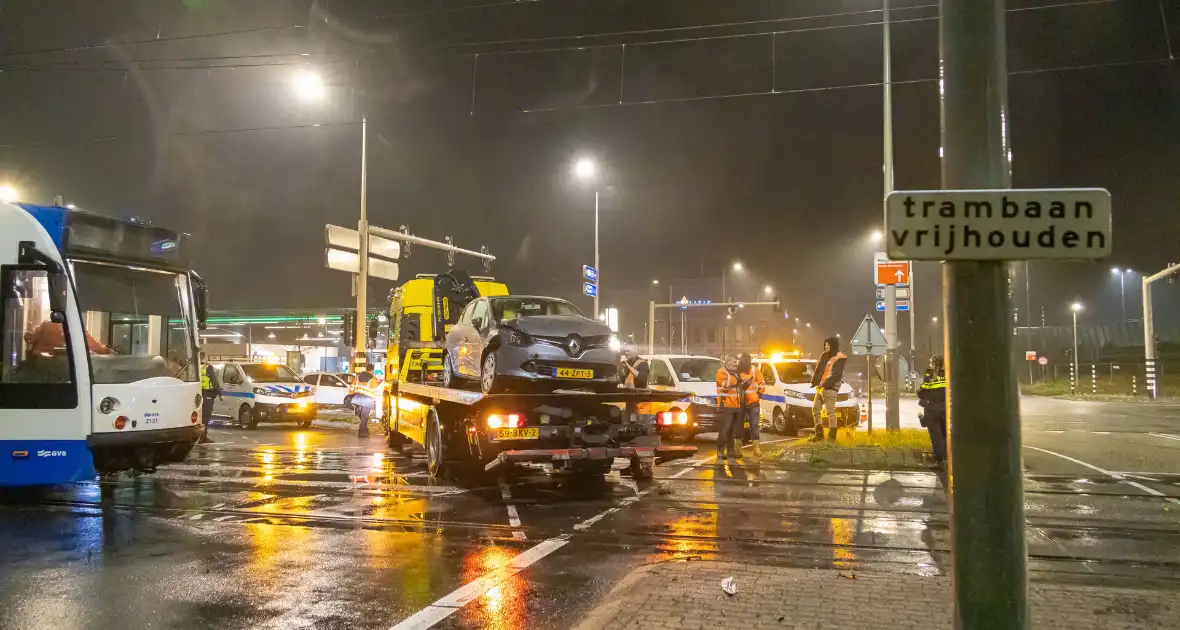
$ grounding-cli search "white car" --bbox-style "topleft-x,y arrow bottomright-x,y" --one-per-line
752,358 -> 859,434
210,361 -> 318,429
302,372 -> 351,407
642,354 -> 726,441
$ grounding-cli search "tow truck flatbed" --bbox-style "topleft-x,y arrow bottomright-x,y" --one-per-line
387,378 -> 698,479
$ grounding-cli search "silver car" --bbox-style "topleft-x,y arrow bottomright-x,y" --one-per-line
442,295 -> 622,393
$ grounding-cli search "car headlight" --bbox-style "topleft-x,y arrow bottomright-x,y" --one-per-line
690,395 -> 714,406
253,387 -> 267,395
608,336 -> 621,352
501,327 -> 531,347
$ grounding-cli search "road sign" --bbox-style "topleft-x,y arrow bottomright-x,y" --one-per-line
325,248 -> 399,281
876,287 -> 911,300
851,314 -> 887,356
884,188 -> 1112,260
1038,356 -> 1048,366
583,265 -> 598,282
583,282 -> 597,297
876,300 -> 910,311
325,224 -> 401,260
1025,351 -> 1037,361
874,251 -> 911,286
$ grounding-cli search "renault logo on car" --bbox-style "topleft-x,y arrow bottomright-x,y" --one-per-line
566,335 -> 582,357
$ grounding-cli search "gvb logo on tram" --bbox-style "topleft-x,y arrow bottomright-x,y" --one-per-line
1,201 -> 210,490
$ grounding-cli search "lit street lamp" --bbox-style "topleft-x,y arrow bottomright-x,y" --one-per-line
0,184 -> 20,203
1111,267 -> 1134,320
763,285 -> 773,296
651,279 -> 659,285
1071,302 -> 1083,394
870,230 -> 883,243
292,70 -> 326,101
573,157 -> 600,315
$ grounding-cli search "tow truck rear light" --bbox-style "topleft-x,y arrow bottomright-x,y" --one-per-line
486,413 -> 522,429
659,411 -> 689,426
114,416 -> 128,430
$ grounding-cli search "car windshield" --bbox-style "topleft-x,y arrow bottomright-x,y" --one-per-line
490,297 -> 582,322
775,362 -> 816,384
70,261 -> 198,384
241,363 -> 300,383
669,357 -> 722,383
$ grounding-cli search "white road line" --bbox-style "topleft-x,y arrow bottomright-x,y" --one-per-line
1149,432 -> 1180,442
212,515 -> 235,522
1025,445 -> 1180,505
389,537 -> 569,630
1091,431 -> 1110,435
188,514 -> 203,520
499,480 -> 525,539
211,503 -> 228,509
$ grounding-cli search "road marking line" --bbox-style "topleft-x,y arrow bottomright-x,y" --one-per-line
389,537 -> 569,630
499,480 -> 525,539
188,514 -> 203,520
1091,431 -> 1110,435
212,515 -> 235,522
1149,432 -> 1180,442
1025,445 -> 1180,505
211,503 -> 228,509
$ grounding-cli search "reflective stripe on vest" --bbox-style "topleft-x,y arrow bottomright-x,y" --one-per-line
821,353 -> 847,385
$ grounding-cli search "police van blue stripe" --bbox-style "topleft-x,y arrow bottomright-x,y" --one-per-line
762,394 -> 787,403
222,392 -> 255,399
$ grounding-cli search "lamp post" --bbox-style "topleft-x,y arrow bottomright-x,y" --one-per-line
573,157 -> 599,316
1111,267 -> 1134,321
0,184 -> 20,203
1071,302 -> 1083,394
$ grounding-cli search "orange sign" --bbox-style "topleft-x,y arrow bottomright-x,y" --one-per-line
1025,351 -> 1037,361
875,261 -> 911,286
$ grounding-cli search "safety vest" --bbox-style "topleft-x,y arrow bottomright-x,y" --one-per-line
715,368 -> 742,409
821,352 -> 847,386
200,371 -> 212,391
353,377 -> 384,397
738,369 -> 765,406
624,358 -> 647,387
920,376 -> 947,390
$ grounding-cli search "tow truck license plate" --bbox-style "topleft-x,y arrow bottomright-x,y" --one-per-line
496,428 -> 539,440
556,368 -> 594,379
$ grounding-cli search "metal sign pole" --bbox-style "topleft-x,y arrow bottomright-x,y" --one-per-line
941,0 -> 1028,627
884,284 -> 899,430
866,347 -> 873,434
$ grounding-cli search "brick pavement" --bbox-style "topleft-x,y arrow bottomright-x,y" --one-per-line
573,561 -> 1179,629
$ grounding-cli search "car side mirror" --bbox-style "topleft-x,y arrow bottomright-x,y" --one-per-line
191,271 -> 209,330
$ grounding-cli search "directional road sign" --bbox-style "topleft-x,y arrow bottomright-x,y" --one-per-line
875,287 -> 911,300
884,188 -> 1112,261
875,300 -> 910,311
325,224 -> 401,260
583,265 -> 598,282
851,314 -> 887,356
325,248 -> 400,281
583,282 -> 597,297
874,251 -> 911,286
1025,351 -> 1037,361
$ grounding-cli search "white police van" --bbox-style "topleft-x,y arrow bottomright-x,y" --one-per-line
642,354 -> 725,442
753,356 -> 858,434
210,360 -> 318,429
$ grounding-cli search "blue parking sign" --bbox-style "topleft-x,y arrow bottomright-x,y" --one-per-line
583,265 -> 598,282
584,282 -> 597,297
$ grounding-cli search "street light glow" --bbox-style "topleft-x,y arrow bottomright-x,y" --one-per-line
292,70 -> 326,100
932,316 -> 939,324
573,158 -> 597,180
0,184 -> 19,203
652,279 -> 659,285
1111,267 -> 1121,275
1070,302 -> 1083,312
732,262 -> 743,272
763,285 -> 773,295
870,230 -> 883,243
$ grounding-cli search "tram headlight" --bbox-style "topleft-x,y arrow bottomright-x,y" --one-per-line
99,397 -> 118,415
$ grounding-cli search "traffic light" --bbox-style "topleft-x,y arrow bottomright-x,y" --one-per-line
772,295 -> 782,313
727,296 -> 738,316
367,316 -> 380,343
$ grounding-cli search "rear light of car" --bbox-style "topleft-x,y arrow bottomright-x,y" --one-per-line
501,327 -> 531,347
659,411 -> 689,426
114,416 -> 128,430
486,413 -> 522,429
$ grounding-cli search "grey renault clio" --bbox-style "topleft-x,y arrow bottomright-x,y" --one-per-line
442,295 -> 623,393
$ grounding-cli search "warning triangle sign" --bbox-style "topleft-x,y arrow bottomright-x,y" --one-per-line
851,314 -> 886,356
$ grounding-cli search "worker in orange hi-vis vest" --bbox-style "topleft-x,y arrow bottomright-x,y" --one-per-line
736,353 -> 766,457
715,354 -> 743,462
810,336 -> 847,442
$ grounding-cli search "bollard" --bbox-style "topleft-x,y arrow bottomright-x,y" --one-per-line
1070,364 -> 1076,394
1133,375 -> 1137,396
1091,364 -> 1097,395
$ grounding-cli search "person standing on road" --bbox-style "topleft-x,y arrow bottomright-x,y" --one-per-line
351,364 -> 379,438
199,355 -> 220,444
620,347 -> 649,389
715,354 -> 743,461
810,336 -> 847,442
736,353 -> 766,457
918,355 -> 948,469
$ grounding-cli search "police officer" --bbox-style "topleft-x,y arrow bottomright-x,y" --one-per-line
918,356 -> 948,469
199,353 -> 220,444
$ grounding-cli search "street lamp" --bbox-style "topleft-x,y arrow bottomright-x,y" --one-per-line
763,285 -> 773,296
870,230 -> 883,243
1070,302 -> 1083,394
652,279 -> 659,285
1111,267 -> 1134,320
292,70 -> 326,100
0,184 -> 19,203
572,157 -> 600,315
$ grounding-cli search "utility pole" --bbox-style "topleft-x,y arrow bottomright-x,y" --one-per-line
941,0 -> 1029,626
882,0 -> 900,431
353,116 -> 369,373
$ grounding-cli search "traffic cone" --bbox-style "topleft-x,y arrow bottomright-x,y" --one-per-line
859,401 -> 868,425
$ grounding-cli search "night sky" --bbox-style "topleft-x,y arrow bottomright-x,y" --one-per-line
2,0 -> 1179,337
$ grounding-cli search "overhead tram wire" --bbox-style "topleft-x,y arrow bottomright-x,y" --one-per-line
0,51 -> 335,67
3,53 -> 1174,150
0,59 -> 348,74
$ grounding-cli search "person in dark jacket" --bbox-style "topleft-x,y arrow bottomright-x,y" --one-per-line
810,336 -> 847,442
199,356 -> 221,444
918,355 -> 948,468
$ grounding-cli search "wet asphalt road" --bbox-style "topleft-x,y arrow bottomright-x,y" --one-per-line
2,397 -> 1179,629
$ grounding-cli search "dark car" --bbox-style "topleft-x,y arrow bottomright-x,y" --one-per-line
442,295 -> 622,393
